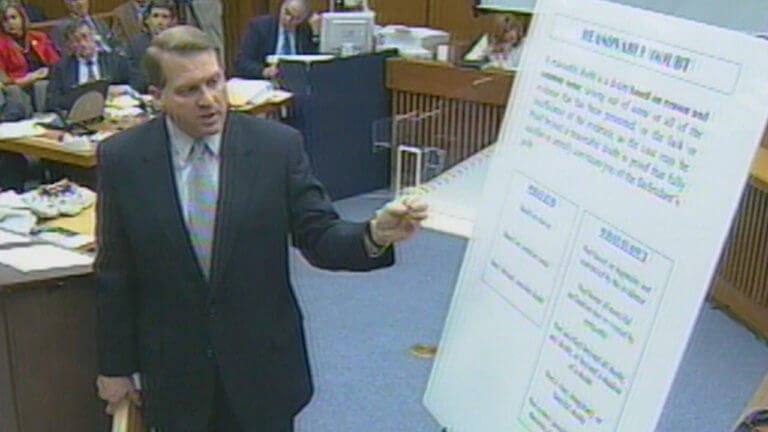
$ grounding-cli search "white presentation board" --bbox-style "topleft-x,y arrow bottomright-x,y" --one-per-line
476,0 -> 768,34
424,0 -> 768,431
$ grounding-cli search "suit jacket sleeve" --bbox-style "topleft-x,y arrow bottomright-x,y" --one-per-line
95,141 -> 140,376
107,52 -> 131,84
235,17 -> 271,79
45,61 -> 67,112
285,128 -> 394,270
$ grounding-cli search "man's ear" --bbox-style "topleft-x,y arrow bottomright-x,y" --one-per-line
149,85 -> 163,108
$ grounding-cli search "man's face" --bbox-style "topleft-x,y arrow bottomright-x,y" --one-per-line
69,23 -> 96,58
279,1 -> 308,31
146,7 -> 174,36
65,0 -> 89,17
153,50 -> 228,139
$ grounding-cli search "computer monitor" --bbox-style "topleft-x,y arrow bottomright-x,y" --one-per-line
319,11 -> 376,56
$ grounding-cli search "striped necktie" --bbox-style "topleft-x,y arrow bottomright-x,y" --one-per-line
281,29 -> 294,55
86,59 -> 97,82
186,138 -> 218,279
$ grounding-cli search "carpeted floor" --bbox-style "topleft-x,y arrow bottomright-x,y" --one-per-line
290,193 -> 768,432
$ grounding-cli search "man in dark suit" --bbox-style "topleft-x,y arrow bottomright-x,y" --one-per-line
127,0 -> 177,92
235,0 -> 320,79
95,25 -> 427,432
47,19 -> 130,111
50,0 -> 126,55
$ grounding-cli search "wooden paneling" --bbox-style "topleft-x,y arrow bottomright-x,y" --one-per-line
7,277 -> 105,431
27,0 -> 123,21
267,0 -> 327,13
370,0 -> 429,26
428,0 -> 496,43
0,298 -> 19,432
224,0 -> 270,70
712,166 -> 768,339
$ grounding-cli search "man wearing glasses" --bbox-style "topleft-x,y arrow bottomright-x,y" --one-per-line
235,0 -> 321,79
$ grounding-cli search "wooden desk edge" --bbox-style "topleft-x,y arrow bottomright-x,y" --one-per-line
750,147 -> 768,192
385,58 -> 515,106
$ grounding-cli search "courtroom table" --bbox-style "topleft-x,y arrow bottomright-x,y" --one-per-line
0,247 -> 107,431
0,97 -> 293,187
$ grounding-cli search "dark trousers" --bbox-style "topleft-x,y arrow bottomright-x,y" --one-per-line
207,369 -> 294,432
0,151 -> 27,192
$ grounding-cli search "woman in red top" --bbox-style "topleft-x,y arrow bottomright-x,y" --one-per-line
0,2 -> 59,87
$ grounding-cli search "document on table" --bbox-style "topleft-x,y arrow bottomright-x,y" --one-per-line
0,244 -> 92,272
0,230 -> 30,246
266,54 -> 335,64
0,119 -> 45,139
226,78 -> 273,106
424,0 -> 768,431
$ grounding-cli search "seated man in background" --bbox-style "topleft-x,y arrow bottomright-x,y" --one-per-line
112,0 -> 148,43
51,0 -> 125,55
127,0 -> 176,92
47,19 -> 129,112
235,0 -> 320,79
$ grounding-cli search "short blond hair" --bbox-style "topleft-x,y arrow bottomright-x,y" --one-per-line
143,25 -> 217,89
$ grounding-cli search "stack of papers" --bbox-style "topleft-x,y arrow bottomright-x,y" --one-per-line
0,207 -> 36,234
227,78 -> 273,106
0,244 -> 92,272
0,191 -> 37,233
0,230 -> 30,246
31,226 -> 94,250
0,119 -> 45,139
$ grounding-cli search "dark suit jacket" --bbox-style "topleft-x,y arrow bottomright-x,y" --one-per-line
127,31 -> 151,92
235,14 -> 318,79
50,15 -> 126,55
96,113 -> 394,431
46,52 -> 129,111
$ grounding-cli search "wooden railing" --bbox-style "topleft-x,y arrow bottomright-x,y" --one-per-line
385,58 -> 514,187
712,146 -> 768,339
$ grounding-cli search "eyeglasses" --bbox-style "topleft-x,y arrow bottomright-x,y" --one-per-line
735,409 -> 768,432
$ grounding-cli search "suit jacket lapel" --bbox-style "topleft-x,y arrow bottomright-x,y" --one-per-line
138,115 -> 208,283
210,114 -> 257,288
